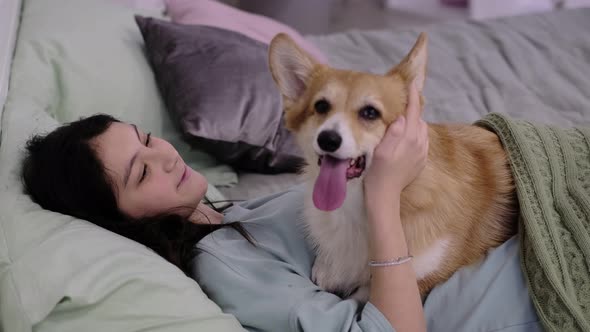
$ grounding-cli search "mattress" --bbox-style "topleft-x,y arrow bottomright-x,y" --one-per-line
221,8 -> 590,201
0,0 -> 22,133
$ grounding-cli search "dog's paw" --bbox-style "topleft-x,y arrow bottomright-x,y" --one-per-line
347,285 -> 370,303
312,260 -> 345,293
311,260 -> 330,288
312,261 -> 357,298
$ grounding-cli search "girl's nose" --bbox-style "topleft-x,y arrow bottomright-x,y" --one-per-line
163,153 -> 177,173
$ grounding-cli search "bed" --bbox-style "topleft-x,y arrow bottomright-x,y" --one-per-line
1,0 -> 589,331
218,8 -> 590,200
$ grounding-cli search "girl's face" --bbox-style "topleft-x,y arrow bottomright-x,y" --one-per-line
92,122 -> 208,219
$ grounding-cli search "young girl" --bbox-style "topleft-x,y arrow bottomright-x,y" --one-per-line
20,84 -> 537,331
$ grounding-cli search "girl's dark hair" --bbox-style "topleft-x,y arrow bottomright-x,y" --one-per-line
21,114 -> 250,275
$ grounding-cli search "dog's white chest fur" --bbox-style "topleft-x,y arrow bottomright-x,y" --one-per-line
303,181 -> 449,300
304,181 -> 371,295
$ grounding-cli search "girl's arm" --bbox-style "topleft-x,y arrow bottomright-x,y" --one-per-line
363,82 -> 429,332
366,193 -> 426,332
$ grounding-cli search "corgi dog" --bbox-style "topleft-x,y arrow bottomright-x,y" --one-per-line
268,32 -> 518,300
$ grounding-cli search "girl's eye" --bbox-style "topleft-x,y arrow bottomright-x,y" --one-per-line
139,132 -> 151,183
140,165 -> 148,183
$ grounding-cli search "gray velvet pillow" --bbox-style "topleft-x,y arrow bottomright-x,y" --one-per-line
135,16 -> 303,173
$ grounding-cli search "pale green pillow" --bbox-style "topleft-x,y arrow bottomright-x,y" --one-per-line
0,103 -> 244,332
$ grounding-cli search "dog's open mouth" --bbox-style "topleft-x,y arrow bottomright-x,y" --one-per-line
313,155 -> 366,211
318,155 -> 366,180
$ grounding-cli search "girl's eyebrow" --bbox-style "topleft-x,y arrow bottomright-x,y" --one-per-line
123,124 -> 141,187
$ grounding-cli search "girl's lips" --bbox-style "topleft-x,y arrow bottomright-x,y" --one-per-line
178,164 -> 190,188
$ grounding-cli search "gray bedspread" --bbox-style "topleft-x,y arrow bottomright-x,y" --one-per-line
219,8 -> 590,200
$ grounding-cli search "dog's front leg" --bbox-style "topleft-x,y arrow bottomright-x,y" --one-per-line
312,252 -> 362,299
348,284 -> 370,303
311,253 -> 335,291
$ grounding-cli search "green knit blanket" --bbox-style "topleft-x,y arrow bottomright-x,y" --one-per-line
476,113 -> 590,332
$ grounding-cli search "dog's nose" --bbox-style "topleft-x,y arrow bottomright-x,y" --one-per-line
317,130 -> 342,152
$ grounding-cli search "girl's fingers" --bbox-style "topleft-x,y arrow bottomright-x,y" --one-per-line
382,115 -> 405,146
405,81 -> 422,132
421,120 -> 429,156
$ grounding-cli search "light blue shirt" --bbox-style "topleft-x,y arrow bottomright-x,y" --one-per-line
192,186 -> 541,332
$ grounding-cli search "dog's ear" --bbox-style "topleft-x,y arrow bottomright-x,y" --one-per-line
387,32 -> 428,92
269,33 -> 319,102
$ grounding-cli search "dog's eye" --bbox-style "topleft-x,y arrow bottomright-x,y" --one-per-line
359,106 -> 381,120
314,99 -> 331,114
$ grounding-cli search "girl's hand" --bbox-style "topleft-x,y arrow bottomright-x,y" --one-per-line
363,82 -> 429,200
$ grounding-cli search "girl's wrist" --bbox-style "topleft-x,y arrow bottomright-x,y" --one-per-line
365,185 -> 411,272
366,198 -> 403,231
364,186 -> 402,210
367,211 -> 409,259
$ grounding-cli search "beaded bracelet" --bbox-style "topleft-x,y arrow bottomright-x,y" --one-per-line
368,255 -> 413,267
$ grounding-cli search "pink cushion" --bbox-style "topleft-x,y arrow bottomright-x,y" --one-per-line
164,0 -> 327,63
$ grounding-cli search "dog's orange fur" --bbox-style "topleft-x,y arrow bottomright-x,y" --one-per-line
269,32 -> 518,295
402,124 -> 517,293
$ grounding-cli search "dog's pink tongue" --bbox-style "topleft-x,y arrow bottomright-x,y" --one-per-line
313,156 -> 349,211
